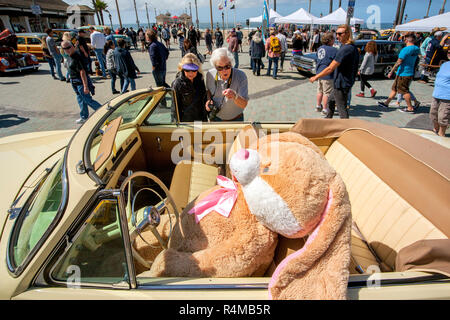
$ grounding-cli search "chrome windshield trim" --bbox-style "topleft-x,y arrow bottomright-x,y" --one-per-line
137,283 -> 269,290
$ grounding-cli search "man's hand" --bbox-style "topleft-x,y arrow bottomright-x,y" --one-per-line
83,86 -> 90,95
388,71 -> 393,79
152,66 -> 155,71
205,99 -> 212,111
309,76 -> 317,83
223,88 -> 237,100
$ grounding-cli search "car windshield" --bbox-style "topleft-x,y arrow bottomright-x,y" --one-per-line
10,158 -> 64,268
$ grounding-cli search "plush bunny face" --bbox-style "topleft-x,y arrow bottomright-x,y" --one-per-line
230,133 -> 336,239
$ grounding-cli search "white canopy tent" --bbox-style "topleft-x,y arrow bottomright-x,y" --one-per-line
395,12 -> 450,32
249,8 -> 284,24
275,8 -> 319,24
315,7 -> 364,25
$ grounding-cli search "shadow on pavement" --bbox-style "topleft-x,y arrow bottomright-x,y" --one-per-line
0,81 -> 20,85
0,114 -> 29,128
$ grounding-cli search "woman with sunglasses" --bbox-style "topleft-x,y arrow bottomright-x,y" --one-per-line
205,48 -> 249,121
171,53 -> 207,122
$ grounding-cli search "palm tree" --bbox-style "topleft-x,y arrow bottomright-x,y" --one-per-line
91,0 -> 101,24
426,0 -> 432,17
94,0 -> 108,26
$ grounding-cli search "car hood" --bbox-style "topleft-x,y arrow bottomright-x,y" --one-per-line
0,130 -> 74,217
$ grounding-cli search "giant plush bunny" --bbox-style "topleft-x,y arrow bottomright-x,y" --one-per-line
146,131 -> 352,300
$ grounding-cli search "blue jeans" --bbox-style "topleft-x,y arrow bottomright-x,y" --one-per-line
122,77 -> 136,93
252,58 -> 262,75
53,54 -> 65,79
108,69 -> 124,92
233,51 -> 239,68
47,57 -> 55,77
94,48 -> 107,77
267,57 -> 279,78
152,70 -> 168,87
71,79 -> 102,120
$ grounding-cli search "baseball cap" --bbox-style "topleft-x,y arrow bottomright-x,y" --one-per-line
435,31 -> 443,37
182,63 -> 199,71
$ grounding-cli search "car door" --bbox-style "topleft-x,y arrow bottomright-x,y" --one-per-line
16,36 -> 27,55
27,37 -> 44,60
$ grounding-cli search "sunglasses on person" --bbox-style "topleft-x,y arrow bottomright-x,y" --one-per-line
216,64 -> 231,71
336,32 -> 346,36
183,69 -> 198,73
62,45 -> 72,50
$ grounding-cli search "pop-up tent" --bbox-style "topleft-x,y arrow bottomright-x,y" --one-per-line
275,7 -> 319,24
249,8 -> 284,24
315,7 -> 364,25
395,12 -> 450,32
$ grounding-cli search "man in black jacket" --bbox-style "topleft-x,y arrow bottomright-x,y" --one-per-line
188,25 -> 198,49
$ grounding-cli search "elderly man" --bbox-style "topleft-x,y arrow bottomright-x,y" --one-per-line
205,48 -> 249,121
61,40 -> 101,124
89,26 -> 107,77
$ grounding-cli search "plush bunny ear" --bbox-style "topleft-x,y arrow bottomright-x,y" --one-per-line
268,174 -> 352,300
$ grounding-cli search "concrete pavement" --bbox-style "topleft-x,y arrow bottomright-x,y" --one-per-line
0,42 -> 447,138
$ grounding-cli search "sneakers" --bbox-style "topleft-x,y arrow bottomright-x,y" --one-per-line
414,100 -> 421,110
378,101 -> 389,108
356,92 -> 365,97
370,88 -> 377,97
321,109 -> 329,116
398,107 -> 415,114
315,105 -> 323,112
112,90 -> 120,94
76,118 -> 87,124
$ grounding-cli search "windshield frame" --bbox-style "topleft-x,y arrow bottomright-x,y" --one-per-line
7,149 -> 69,277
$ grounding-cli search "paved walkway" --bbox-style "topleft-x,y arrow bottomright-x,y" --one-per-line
0,42 -> 447,138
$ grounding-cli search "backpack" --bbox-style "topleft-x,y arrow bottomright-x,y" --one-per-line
270,36 -> 281,54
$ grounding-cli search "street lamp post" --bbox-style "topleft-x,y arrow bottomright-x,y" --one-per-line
114,0 -> 123,29
194,0 -> 199,29
425,0 -> 432,17
145,2 -> 150,29
440,0 -> 447,14
132,0 -> 140,29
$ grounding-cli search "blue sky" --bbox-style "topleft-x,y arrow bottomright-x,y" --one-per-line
66,0 -> 448,25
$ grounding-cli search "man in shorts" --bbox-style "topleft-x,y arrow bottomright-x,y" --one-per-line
314,32 -> 337,115
378,33 -> 420,113
429,50 -> 450,137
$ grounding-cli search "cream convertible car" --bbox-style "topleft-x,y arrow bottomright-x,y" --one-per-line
1,87 -> 449,300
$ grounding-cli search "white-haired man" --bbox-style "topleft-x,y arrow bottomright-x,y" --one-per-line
205,48 -> 249,121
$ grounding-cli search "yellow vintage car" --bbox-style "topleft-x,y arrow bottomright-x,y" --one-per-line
1,87 -> 449,300
15,33 -> 47,61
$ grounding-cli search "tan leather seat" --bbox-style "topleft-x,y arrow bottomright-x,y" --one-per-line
169,161 -> 220,212
325,130 -> 449,272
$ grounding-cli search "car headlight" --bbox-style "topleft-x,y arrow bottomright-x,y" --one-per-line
1,58 -> 9,67
30,55 -> 38,62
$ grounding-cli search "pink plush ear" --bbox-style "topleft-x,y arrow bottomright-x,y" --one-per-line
268,175 -> 352,300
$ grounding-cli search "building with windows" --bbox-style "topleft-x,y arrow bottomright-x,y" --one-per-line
0,0 -> 95,33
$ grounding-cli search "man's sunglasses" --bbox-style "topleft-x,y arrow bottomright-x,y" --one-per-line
62,46 -> 72,50
336,32 -> 346,36
216,64 -> 231,71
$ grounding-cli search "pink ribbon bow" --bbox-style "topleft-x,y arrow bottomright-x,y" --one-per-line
188,175 -> 238,223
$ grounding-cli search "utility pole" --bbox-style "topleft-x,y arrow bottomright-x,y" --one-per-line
189,2 -> 192,27
339,0 -> 342,7
439,0 -> 447,14
114,0 -> 123,29
308,0 -> 312,13
132,0 -> 140,29
209,0 -> 214,31
145,3 -> 150,29
394,0 -> 402,26
194,0 -> 199,29
274,0 -> 276,11
329,0 -> 333,13
399,0 -> 407,26
425,0 -> 432,17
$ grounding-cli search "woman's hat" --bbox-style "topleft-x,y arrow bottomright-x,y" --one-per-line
182,63 -> 199,71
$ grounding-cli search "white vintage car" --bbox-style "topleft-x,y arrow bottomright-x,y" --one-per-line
1,87 -> 449,300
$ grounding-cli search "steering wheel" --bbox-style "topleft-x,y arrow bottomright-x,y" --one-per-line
119,171 -> 181,268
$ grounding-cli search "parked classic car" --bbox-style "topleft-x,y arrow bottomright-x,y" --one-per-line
1,87 -> 449,300
291,40 -> 405,78
78,25 -> 133,50
15,33 -> 48,61
0,29 -> 40,73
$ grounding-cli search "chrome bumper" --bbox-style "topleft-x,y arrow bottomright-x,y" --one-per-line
2,64 -> 40,73
290,59 -> 316,74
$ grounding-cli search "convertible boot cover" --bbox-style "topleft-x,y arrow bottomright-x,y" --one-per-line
147,132 -> 352,300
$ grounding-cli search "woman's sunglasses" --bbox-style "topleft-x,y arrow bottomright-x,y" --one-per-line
62,46 -> 72,50
183,69 -> 198,73
216,64 -> 231,71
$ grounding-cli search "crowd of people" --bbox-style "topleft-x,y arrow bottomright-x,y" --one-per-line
41,22 -> 449,135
